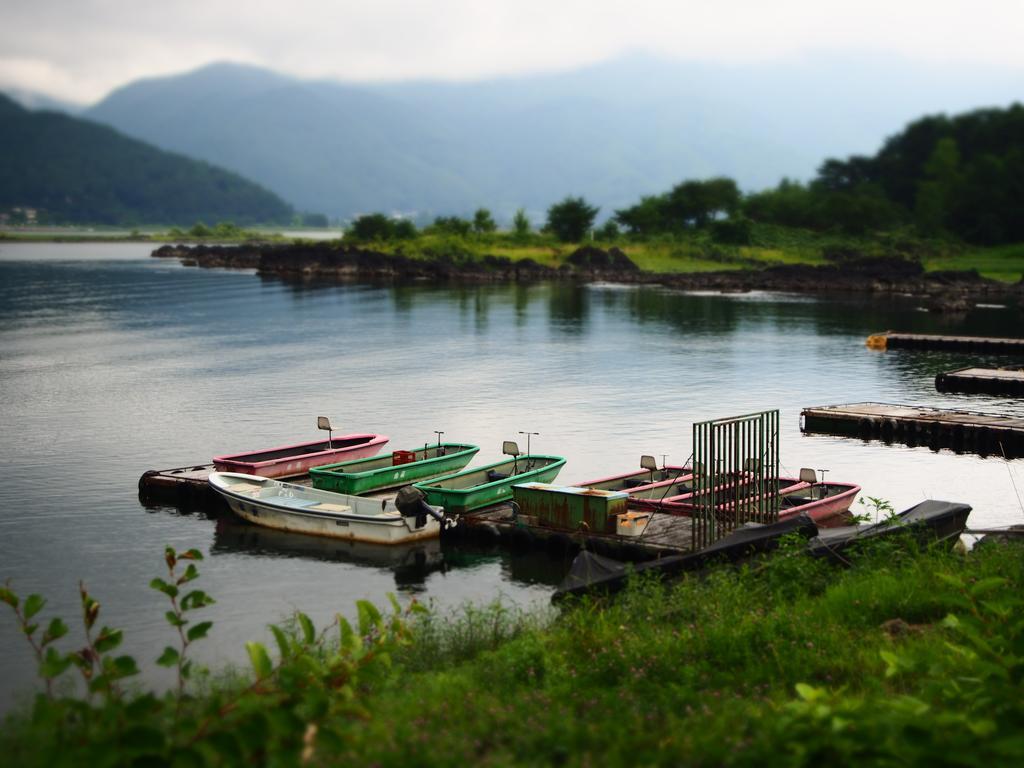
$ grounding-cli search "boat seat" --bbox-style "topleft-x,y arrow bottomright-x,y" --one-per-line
622,479 -> 647,488
487,470 -> 510,482
310,502 -> 352,513
230,483 -> 263,496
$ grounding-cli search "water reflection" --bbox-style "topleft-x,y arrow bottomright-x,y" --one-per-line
210,517 -> 569,591
212,517 -> 447,589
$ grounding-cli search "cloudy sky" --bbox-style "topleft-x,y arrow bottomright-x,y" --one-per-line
2,0 -> 1022,104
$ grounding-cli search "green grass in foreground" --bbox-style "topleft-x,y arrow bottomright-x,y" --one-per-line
2,537 -> 1023,766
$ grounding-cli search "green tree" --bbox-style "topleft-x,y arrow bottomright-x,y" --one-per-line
393,219 -> 417,240
914,137 -> 961,235
472,208 -> 496,234
614,194 -> 669,236
512,208 -> 531,239
595,220 -> 620,241
432,216 -> 471,237
545,196 -> 599,242
188,221 -> 212,238
348,213 -> 394,241
664,177 -> 740,228
743,179 -> 821,228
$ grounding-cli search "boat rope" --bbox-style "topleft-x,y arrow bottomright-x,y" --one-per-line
639,452 -> 694,540
999,441 -> 1024,516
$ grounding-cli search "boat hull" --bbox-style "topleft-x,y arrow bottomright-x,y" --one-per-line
643,480 -> 859,528
779,485 -> 860,527
415,455 -> 566,515
209,472 -> 440,545
213,433 -> 389,478
310,443 -> 479,494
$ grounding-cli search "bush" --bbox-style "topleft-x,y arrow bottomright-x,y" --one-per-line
710,215 -> 753,245
346,213 -> 416,242
545,196 -> 599,242
431,216 -> 472,237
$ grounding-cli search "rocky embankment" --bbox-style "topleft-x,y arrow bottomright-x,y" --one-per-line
153,243 -> 1024,308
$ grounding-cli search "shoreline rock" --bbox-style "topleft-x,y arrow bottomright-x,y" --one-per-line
152,243 -> 1024,306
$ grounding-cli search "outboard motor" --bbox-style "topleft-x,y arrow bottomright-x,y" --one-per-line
395,486 -> 455,531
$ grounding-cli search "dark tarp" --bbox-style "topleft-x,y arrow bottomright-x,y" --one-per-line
809,499 -> 971,562
553,513 -> 818,602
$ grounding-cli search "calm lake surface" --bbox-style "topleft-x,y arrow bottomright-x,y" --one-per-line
2,242 -> 1022,710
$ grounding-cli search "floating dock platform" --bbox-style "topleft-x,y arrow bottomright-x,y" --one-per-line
459,503 -> 694,559
138,464 -> 311,509
801,402 -> 1024,458
139,464 -> 221,508
866,332 -> 1024,354
936,367 -> 1024,396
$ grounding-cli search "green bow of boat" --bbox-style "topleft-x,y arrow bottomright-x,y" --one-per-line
310,443 -> 480,495
413,454 -> 567,515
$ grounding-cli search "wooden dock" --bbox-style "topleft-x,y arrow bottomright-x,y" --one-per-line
936,367 -> 1024,396
801,402 -> 1024,458
138,464 -> 312,508
459,504 -> 693,559
139,464 -> 221,508
866,332 -> 1024,354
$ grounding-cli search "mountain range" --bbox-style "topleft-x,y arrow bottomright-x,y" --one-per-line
82,53 -> 1024,222
0,94 -> 292,226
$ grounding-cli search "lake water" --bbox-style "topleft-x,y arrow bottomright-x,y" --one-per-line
1,242 -> 1023,711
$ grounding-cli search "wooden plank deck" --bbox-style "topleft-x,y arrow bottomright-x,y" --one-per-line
460,503 -> 695,558
867,332 -> 1024,354
936,367 -> 1024,396
801,402 -> 1024,458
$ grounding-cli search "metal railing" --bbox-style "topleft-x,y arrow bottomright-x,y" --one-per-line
691,410 -> 780,550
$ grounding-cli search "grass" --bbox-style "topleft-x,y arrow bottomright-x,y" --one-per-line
3,538 -> 1023,765
333,539 -> 1024,765
924,242 -> 1024,283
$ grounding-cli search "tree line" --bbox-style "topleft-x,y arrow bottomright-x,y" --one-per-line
347,103 -> 1024,247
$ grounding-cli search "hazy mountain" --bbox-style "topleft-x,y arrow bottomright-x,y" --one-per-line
0,94 -> 292,225
85,54 -> 1024,221
2,86 -> 85,114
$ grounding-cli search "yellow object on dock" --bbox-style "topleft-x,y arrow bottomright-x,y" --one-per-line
865,333 -> 888,350
864,332 -> 1024,354
616,510 -> 652,537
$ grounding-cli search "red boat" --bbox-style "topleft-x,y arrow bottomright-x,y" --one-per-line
213,432 -> 389,478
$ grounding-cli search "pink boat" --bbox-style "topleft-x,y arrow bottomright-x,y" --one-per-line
649,478 -> 860,529
213,433 -> 389,478
574,455 -> 691,493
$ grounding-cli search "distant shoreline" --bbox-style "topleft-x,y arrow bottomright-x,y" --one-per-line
152,242 -> 1024,309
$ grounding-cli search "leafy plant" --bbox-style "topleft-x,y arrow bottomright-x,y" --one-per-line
857,495 -> 896,523
149,546 -> 215,694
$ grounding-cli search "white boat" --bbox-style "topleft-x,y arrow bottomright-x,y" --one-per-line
208,472 -> 451,545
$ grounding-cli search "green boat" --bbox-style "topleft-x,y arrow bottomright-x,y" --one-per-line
309,443 -> 480,495
414,452 -> 566,516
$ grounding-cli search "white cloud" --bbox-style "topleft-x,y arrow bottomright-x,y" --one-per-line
1,0 -> 1021,103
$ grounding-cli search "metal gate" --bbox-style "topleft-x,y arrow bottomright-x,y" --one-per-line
691,410 -> 780,550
